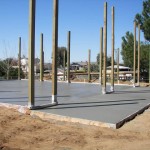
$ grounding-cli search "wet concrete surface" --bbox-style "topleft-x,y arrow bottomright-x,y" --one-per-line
0,80 -> 150,125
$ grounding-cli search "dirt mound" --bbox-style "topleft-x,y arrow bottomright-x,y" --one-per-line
0,107 -> 150,150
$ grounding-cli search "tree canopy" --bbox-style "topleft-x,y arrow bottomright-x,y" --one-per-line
121,31 -> 150,74
0,58 -> 24,79
57,47 -> 67,67
97,53 -> 116,68
135,0 -> 150,42
121,31 -> 135,68
140,42 -> 150,73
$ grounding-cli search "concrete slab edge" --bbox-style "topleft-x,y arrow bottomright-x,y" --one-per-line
44,80 -> 132,86
1,102 -> 150,129
0,102 -> 116,129
0,103 -> 30,115
116,103 -> 150,129
29,103 -> 58,110
30,111 -> 116,129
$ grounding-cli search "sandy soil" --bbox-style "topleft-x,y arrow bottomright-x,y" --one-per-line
0,107 -> 150,150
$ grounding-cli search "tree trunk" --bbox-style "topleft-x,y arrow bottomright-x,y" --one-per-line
7,69 -> 9,80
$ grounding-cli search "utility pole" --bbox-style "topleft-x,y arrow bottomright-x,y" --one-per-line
63,49 -> 66,81
40,33 -> 44,82
110,6 -> 115,92
137,24 -> 140,86
28,0 -> 35,108
117,48 -> 119,84
88,49 -> 91,82
149,45 -> 150,84
67,31 -> 71,83
99,27 -> 103,85
133,21 -> 136,87
18,37 -> 21,80
52,0 -> 59,104
102,2 -> 107,94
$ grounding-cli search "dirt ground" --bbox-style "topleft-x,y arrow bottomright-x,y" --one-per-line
0,106 -> 150,150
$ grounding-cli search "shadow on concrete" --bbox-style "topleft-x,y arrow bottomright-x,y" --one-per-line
0,91 -> 21,93
58,98 -> 146,106
0,97 -> 28,100
46,102 -> 138,109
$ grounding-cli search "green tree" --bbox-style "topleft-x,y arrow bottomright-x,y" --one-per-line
0,58 -> 25,79
96,54 -> 116,68
0,61 -> 5,77
90,64 -> 99,72
135,0 -> 150,41
106,56 -> 112,67
121,31 -> 135,68
121,31 -> 150,74
140,42 -> 150,74
57,47 -> 67,67
0,58 -> 16,80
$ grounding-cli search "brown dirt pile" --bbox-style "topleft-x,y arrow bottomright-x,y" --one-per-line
0,107 -> 150,150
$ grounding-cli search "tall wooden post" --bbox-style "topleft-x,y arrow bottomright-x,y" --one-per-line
117,48 -> 119,84
133,21 -> 136,87
99,27 -> 103,85
28,0 -> 35,108
63,50 -> 66,81
110,6 -> 115,92
102,2 -> 107,94
52,0 -> 58,104
43,51 -> 44,72
149,46 -> 150,84
40,33 -> 44,81
18,37 -> 21,80
67,31 -> 71,83
137,24 -> 140,86
88,49 -> 91,82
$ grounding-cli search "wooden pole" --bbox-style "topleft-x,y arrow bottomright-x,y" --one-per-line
99,27 -> 103,85
40,33 -> 44,81
88,49 -> 91,82
67,31 -> 71,83
137,24 -> 140,86
102,2 -> 107,94
52,0 -> 59,104
42,51 -> 44,81
28,0 -> 35,108
149,46 -> 150,84
63,49 -> 66,81
117,48 -> 119,84
18,37 -> 21,80
110,6 -> 115,92
133,21 -> 136,87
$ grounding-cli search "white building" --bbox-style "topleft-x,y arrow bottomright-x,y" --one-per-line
107,65 -> 132,79
21,58 -> 29,73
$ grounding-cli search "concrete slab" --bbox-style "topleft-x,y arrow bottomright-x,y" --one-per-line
0,80 -> 150,128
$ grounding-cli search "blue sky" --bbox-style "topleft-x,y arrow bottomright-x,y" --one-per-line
0,0 -> 145,63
